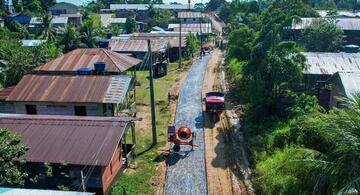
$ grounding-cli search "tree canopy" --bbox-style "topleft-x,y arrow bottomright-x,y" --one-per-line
0,128 -> 29,185
302,18 -> 343,52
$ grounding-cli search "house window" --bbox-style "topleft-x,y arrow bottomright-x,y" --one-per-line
183,18 -> 187,22
74,106 -> 86,116
25,105 -> 37,115
193,18 -> 196,21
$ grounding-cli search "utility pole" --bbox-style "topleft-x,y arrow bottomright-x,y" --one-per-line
179,20 -> 182,68
147,40 -> 157,145
200,13 -> 203,59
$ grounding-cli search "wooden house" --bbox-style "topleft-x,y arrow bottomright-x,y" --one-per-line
49,2 -> 80,16
177,12 -> 203,24
0,48 -> 142,116
0,114 -> 136,194
302,52 -> 360,108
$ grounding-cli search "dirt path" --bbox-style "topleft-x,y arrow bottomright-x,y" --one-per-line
202,49 -> 254,195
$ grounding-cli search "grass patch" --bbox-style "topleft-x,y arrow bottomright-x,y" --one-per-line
111,63 -> 182,195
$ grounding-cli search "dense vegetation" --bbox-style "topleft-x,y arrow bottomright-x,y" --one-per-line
224,0 -> 360,194
0,128 -> 29,185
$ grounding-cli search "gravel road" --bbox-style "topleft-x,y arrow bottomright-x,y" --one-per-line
165,55 -> 211,195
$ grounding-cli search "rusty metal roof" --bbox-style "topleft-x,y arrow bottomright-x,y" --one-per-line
303,52 -> 360,75
292,18 -> 360,30
178,12 -> 203,19
35,48 -> 141,73
7,75 -> 132,104
110,39 -> 168,53
172,23 -> 212,34
0,86 -> 15,101
129,32 -> 187,48
0,114 -> 132,166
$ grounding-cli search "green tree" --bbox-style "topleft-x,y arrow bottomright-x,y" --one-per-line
79,18 -> 99,48
227,26 -> 256,61
125,16 -> 136,34
41,12 -> 55,41
147,7 -> 173,28
0,128 -> 29,185
206,0 -> 226,11
9,22 -> 29,39
184,32 -> 199,58
0,31 -> 55,86
60,24 -> 80,52
302,18 -> 343,52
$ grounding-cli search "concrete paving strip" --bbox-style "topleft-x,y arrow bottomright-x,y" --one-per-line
165,55 -> 211,195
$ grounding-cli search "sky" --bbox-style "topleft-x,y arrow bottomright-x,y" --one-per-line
57,0 -> 213,6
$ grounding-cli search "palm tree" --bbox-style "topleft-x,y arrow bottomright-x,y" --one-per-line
79,19 -> 98,48
60,24 -> 80,52
41,12 -> 55,41
293,94 -> 360,194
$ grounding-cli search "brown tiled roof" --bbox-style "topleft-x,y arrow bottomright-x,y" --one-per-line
7,74 -> 132,104
35,48 -> 141,73
0,114 -> 132,166
0,86 -> 15,101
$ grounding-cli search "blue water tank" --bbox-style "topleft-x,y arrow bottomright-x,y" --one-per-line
98,40 -> 109,48
107,32 -> 113,39
77,67 -> 92,75
94,62 -> 106,72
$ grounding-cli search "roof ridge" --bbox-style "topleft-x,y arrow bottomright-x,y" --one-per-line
102,49 -> 123,72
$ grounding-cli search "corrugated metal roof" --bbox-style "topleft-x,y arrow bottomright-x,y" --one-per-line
110,4 -> 194,10
0,114 -> 132,166
337,71 -> 360,97
178,12 -> 203,19
7,75 -> 132,104
52,16 -> 68,24
317,10 -> 360,18
172,23 -> 212,34
303,52 -> 360,75
0,187 -> 94,195
100,14 -> 114,27
21,40 -> 46,47
130,32 -> 187,48
111,18 -> 127,24
35,48 -> 141,73
59,13 -> 82,18
110,39 -> 168,53
30,17 -> 42,24
0,86 -> 15,100
292,18 -> 360,30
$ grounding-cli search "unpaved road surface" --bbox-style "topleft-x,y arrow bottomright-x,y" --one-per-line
165,55 -> 211,195
203,49 -> 253,195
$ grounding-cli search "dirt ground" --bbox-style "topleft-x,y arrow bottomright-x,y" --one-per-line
202,49 -> 253,195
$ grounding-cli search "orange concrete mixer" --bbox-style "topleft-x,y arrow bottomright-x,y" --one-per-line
168,126 -> 196,152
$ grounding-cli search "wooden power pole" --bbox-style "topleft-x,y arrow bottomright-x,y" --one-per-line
147,40 -> 157,145
179,20 -> 182,68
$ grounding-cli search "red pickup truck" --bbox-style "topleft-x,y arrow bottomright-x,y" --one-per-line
205,92 -> 225,114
